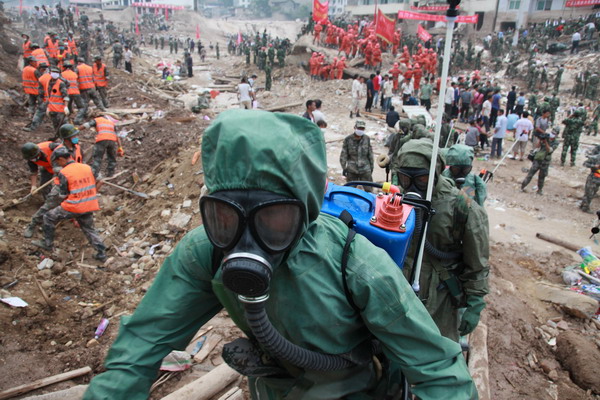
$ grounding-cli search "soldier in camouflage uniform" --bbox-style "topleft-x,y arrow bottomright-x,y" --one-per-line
340,120 -> 374,192
521,128 -> 559,195
549,93 -> 560,124
561,109 -> 586,166
528,93 -> 538,115
264,63 -> 272,91
586,73 -> 599,100
554,65 -> 564,92
587,103 -> 600,136
581,145 -> 600,212
574,73 -> 584,96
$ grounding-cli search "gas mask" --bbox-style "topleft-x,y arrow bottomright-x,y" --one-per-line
200,190 -> 305,300
448,165 -> 472,188
397,167 -> 431,198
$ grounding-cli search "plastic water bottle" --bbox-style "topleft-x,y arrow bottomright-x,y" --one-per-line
94,318 -> 110,339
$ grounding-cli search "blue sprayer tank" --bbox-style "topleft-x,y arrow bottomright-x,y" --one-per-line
320,182 -> 416,269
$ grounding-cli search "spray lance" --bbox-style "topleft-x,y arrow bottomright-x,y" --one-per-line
411,0 -> 461,295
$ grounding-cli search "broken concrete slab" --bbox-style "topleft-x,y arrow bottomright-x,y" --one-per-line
22,384 -> 88,400
168,212 -> 192,231
535,282 -> 599,319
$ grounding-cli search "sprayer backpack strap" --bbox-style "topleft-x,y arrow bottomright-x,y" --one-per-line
339,210 -> 360,314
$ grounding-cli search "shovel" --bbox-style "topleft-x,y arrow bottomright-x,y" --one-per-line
1,179 -> 54,211
100,180 -> 149,199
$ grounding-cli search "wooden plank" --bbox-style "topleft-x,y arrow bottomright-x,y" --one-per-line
0,367 -> 92,400
193,333 -> 222,363
161,364 -> 239,400
262,101 -> 304,112
101,108 -> 155,115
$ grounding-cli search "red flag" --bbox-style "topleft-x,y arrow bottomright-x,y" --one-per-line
313,0 -> 328,23
375,9 -> 395,44
397,10 -> 478,24
135,12 -> 140,35
196,25 -> 200,39
237,31 -> 242,45
165,8 -> 168,21
417,24 -> 432,42
75,5 -> 79,17
154,7 -> 158,15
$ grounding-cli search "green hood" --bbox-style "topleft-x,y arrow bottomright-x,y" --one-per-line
445,144 -> 474,166
396,138 -> 444,177
202,109 -> 327,227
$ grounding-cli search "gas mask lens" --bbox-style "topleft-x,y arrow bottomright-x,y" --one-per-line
200,195 -> 305,254
397,168 -> 429,192
449,165 -> 472,178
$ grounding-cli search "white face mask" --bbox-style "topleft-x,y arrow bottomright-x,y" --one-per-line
354,129 -> 365,136
50,72 -> 60,79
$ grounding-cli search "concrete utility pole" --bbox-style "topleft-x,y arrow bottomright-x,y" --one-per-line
512,0 -> 531,47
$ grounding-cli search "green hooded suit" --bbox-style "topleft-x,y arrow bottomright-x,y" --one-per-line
84,111 -> 477,400
442,144 -> 488,207
396,139 -> 489,342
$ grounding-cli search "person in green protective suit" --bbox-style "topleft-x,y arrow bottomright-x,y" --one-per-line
392,139 -> 489,342
442,144 -> 487,206
83,111 -> 478,400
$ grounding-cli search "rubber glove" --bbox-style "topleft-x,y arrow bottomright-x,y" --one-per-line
117,147 -> 124,157
45,108 -> 50,117
459,295 -> 486,336
64,106 -> 70,116
30,185 -> 37,194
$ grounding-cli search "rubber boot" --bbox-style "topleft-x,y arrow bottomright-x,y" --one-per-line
94,245 -> 107,262
23,223 -> 36,238
31,240 -> 53,251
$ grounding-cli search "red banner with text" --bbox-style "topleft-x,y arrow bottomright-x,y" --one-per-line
565,0 -> 600,6
397,10 -> 478,24
410,5 -> 459,11
375,9 -> 396,43
313,0 -> 329,23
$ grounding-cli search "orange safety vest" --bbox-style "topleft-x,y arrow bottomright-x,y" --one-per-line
59,162 -> 99,214
94,117 -> 117,142
46,39 -> 58,58
61,69 -> 80,95
595,169 -> 600,178
34,141 -> 55,174
23,40 -> 33,58
38,73 -> 51,101
22,65 -> 39,95
31,48 -> 49,68
67,39 -> 78,55
43,78 -> 65,113
56,49 -> 70,69
53,143 -> 83,164
77,64 -> 95,90
92,63 -> 107,87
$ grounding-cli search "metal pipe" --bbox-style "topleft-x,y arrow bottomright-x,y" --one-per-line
411,3 -> 458,294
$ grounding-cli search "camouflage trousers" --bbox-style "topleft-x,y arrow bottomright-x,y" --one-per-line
26,93 -> 39,114
96,86 -> 109,108
68,94 -> 86,125
30,182 -> 62,227
521,160 -> 550,191
346,172 -> 374,193
43,206 -> 105,252
30,104 -> 66,134
80,88 -> 106,114
561,133 -> 580,165
581,173 -> 600,211
92,140 -> 117,178
587,121 -> 598,136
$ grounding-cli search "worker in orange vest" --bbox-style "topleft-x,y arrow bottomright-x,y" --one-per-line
62,60 -> 86,124
66,32 -> 78,62
32,146 -> 107,262
80,115 -> 123,178
76,59 -> 106,115
44,33 -> 59,65
24,66 -> 69,132
20,140 -> 61,238
22,34 -> 33,61
22,56 -> 45,115
93,55 -> 110,108
56,42 -> 71,70
31,43 -> 49,68
25,123 -> 84,239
